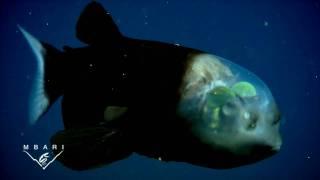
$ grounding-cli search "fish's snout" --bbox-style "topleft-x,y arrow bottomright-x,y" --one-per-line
271,141 -> 282,152
263,107 -> 283,152
262,129 -> 282,155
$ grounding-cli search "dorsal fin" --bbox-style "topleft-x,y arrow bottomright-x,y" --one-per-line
76,1 -> 122,45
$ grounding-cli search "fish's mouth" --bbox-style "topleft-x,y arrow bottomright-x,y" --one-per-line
250,143 -> 280,159
181,139 -> 281,169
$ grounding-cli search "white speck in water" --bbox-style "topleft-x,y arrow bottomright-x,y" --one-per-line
174,43 -> 180,46
305,152 -> 312,160
144,21 -> 148,25
306,155 -> 311,160
315,74 -> 318,79
89,63 -> 93,67
28,11 -> 32,15
158,157 -> 162,161
45,22 -> 49,26
264,21 -> 269,27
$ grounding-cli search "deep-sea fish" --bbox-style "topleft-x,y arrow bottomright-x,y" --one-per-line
20,2 -> 282,170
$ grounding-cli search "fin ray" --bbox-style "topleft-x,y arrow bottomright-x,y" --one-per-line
18,25 -> 49,125
19,25 -> 63,125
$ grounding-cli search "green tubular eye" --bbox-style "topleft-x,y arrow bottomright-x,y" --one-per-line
204,87 -> 236,129
247,117 -> 258,130
203,82 -> 257,130
231,81 -> 257,97
209,107 -> 220,129
245,112 -> 258,130
206,86 -> 235,108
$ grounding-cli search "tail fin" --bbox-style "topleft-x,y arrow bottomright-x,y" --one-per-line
18,26 -> 63,125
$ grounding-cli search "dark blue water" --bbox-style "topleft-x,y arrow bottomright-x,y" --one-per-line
1,0 -> 319,179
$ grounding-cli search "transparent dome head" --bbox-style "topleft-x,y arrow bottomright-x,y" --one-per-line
178,53 -> 282,156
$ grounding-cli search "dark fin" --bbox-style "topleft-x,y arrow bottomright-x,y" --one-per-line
18,26 -> 64,125
76,1 -> 123,45
51,126 -> 132,170
104,106 -> 128,122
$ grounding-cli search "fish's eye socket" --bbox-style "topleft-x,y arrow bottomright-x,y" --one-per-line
221,100 -> 241,119
272,111 -> 281,125
246,113 -> 258,130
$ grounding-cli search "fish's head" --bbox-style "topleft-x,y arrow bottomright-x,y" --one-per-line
178,53 -> 282,168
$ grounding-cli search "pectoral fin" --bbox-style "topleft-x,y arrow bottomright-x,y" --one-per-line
51,126 -> 131,170
104,106 -> 128,122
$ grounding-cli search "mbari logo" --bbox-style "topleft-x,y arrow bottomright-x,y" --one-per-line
23,144 -> 64,170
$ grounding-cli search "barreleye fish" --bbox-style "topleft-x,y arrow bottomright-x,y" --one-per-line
20,2 -> 282,170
